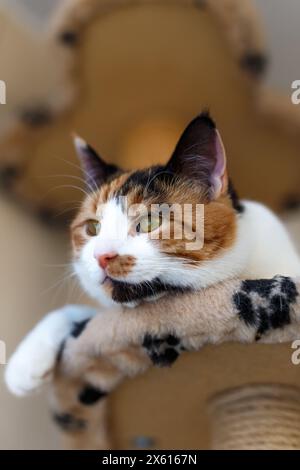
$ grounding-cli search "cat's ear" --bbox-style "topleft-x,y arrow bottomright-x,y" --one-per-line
166,112 -> 228,200
73,135 -> 119,190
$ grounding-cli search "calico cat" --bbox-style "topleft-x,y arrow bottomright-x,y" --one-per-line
5,112 -> 300,404
72,112 -> 300,307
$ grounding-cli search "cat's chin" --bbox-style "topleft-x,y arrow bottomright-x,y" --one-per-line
101,278 -> 162,308
97,276 -> 139,307
79,270 -> 187,308
107,277 -> 189,306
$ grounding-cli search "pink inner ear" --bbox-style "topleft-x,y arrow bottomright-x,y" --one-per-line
210,129 -> 227,198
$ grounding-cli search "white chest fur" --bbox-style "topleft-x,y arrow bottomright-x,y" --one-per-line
239,201 -> 300,278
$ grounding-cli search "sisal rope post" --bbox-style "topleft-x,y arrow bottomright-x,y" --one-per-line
208,384 -> 300,450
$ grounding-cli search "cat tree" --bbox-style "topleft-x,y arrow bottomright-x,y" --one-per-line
0,0 -> 300,216
7,275 -> 300,450
2,0 -> 300,449
209,384 -> 300,450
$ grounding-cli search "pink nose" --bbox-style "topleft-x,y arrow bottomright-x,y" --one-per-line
96,252 -> 117,269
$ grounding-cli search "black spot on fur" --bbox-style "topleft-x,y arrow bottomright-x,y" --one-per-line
233,291 -> 256,327
78,385 -> 107,405
281,276 -> 298,303
142,334 -> 183,367
19,106 -> 53,127
269,295 -> 290,329
228,180 -> 244,213
71,319 -> 91,338
240,52 -> 268,78
52,412 -> 86,432
234,276 -> 298,339
59,31 -> 78,46
155,348 -> 179,366
111,278 -> 187,304
166,335 -> 180,346
242,279 -> 276,298
256,308 -> 270,337
57,339 -> 66,362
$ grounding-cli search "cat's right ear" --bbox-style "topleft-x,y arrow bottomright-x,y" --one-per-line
73,135 -> 119,190
166,112 -> 228,201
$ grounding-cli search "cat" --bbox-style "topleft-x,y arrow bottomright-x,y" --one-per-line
6,111 -> 300,400
71,111 -> 300,308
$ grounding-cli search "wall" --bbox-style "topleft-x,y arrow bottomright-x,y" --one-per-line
255,0 -> 300,93
0,197 -> 70,449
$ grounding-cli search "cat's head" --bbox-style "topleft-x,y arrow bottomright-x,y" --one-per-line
71,112 -> 243,307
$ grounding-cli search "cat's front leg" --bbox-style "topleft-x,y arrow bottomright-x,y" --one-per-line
5,305 -> 97,396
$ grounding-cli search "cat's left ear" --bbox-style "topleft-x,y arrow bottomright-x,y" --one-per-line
166,112 -> 228,200
73,135 -> 120,190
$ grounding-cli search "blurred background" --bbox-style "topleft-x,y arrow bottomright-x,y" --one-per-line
1,0 -> 300,450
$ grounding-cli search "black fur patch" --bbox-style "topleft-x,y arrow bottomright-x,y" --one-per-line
233,276 -> 298,339
228,179 -> 244,213
57,339 -> 66,362
115,166 -> 174,200
71,319 -> 91,338
111,278 -> 187,304
52,412 -> 86,432
78,385 -> 107,405
57,319 -> 93,367
142,334 -> 184,367
240,52 -> 268,78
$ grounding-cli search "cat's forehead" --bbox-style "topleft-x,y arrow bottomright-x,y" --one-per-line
92,167 -> 168,206
96,170 -> 149,210
82,165 -> 209,217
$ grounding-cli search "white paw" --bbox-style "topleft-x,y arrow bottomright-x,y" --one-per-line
5,305 -> 97,396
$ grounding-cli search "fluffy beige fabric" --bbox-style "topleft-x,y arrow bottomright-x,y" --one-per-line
48,275 -> 300,449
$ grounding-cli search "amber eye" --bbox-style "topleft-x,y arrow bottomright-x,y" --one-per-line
85,220 -> 101,236
136,214 -> 161,233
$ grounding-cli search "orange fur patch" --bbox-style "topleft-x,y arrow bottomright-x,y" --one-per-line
160,195 -> 237,263
106,255 -> 136,278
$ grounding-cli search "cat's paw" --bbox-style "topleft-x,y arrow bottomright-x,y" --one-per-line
5,305 -> 97,396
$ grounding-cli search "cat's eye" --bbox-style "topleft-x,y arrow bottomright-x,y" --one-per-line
85,220 -> 101,236
136,214 -> 161,233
